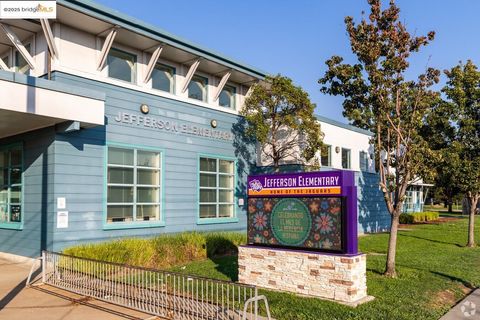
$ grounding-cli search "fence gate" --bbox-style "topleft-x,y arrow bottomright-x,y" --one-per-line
30,251 -> 271,320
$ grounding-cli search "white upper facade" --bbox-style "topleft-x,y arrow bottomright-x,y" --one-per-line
0,0 -> 265,116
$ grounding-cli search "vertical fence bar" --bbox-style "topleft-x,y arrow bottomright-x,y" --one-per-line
41,251 -> 46,283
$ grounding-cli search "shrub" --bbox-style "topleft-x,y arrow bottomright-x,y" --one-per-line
63,231 -> 246,269
399,211 -> 440,224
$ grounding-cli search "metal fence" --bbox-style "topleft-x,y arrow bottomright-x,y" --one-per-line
35,251 -> 270,320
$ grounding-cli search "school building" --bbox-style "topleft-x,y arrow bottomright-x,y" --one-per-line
0,0 -> 397,259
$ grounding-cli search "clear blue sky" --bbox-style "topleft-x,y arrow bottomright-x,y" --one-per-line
95,0 -> 479,123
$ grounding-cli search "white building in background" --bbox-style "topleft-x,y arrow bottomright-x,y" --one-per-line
257,114 -> 375,173
315,115 -> 374,173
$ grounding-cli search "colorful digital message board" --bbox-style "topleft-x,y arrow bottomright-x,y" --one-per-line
247,171 -> 358,254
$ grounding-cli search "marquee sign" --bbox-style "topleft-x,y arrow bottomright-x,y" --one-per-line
248,171 -> 342,197
247,171 -> 358,254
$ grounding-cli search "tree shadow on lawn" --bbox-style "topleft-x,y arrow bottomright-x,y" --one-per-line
210,255 -> 239,282
205,237 -> 240,282
398,233 -> 464,247
430,271 -> 476,290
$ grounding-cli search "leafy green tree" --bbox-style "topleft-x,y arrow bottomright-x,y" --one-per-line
421,101 -> 462,212
241,75 -> 323,170
442,60 -> 480,247
319,0 -> 439,277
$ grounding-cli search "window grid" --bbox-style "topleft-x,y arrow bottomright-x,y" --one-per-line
199,157 -> 235,219
107,148 -> 161,223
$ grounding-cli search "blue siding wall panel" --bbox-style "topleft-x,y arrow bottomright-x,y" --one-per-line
355,171 -> 391,234
0,127 -> 55,257
49,71 -> 254,252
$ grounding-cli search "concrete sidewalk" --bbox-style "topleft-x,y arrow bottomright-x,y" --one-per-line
440,289 -> 480,320
0,258 -> 155,320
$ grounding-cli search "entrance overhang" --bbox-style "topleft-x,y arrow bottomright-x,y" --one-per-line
0,71 -> 105,139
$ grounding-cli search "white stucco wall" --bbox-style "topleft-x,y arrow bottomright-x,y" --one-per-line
319,120 -> 374,172
257,118 -> 375,173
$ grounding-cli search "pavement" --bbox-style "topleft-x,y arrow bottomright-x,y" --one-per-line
440,289 -> 480,320
0,258 -> 156,320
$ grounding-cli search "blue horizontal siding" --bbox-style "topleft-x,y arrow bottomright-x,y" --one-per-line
355,171 -> 391,234
47,71 -> 253,253
0,127 -> 56,257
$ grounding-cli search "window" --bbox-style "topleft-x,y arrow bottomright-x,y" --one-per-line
341,148 -> 351,169
1,53 -> 10,71
0,145 -> 23,228
219,85 -> 236,109
15,44 -> 30,75
359,151 -> 368,171
188,75 -> 208,102
107,48 -> 136,83
152,63 -> 174,93
199,157 -> 235,219
320,144 -> 331,167
107,146 -> 161,224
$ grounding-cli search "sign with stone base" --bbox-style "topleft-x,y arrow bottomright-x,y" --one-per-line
239,170 -> 372,305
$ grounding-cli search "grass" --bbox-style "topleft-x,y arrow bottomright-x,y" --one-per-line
167,214 -> 480,320
64,231 -> 246,269
63,214 -> 479,319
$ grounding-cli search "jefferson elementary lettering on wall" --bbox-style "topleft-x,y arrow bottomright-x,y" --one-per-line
114,111 -> 234,141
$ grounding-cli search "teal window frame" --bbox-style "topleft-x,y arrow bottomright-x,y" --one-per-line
197,153 -> 238,225
0,143 -> 24,230
188,75 -> 208,102
151,63 -> 176,94
103,142 -> 165,230
341,148 -> 351,169
320,144 -> 331,167
107,47 -> 137,84
218,84 -> 236,109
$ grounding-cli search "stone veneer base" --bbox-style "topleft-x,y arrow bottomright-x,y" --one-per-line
238,245 -> 371,305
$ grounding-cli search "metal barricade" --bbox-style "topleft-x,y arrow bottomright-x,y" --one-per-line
34,251 -> 270,320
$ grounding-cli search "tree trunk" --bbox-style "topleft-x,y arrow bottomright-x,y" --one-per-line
447,190 -> 453,213
466,197 -> 477,247
273,157 -> 279,172
384,213 -> 400,277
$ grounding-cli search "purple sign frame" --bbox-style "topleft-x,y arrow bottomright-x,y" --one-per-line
247,170 -> 358,255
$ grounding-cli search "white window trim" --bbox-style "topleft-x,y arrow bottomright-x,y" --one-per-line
218,83 -> 237,110
341,148 -> 351,169
106,47 -> 138,84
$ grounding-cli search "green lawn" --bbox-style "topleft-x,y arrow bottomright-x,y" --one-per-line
169,215 -> 480,320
